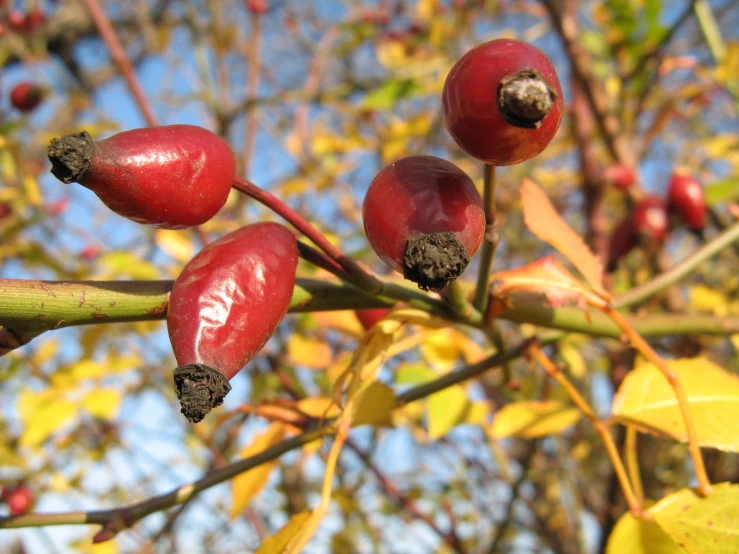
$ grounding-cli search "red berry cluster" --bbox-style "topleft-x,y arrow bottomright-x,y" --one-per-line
10,82 -> 44,112
364,39 -> 562,289
47,126 -> 299,422
606,170 -> 707,271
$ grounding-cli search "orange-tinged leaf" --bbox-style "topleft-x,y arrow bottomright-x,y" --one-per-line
255,511 -> 313,554
310,311 -> 364,337
491,400 -> 581,439
606,512 -> 684,554
352,382 -> 396,427
231,423 -> 286,518
612,357 -> 739,451
287,335 -> 332,370
296,397 -> 341,419
521,178 -> 606,295
650,482 -> 739,553
490,256 -> 601,309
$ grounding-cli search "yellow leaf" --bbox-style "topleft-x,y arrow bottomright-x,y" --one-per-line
23,174 -> 42,206
376,39 -> 409,70
416,0 -> 438,22
97,252 -> 159,280
612,357 -> 739,451
560,340 -> 587,379
521,178 -> 606,295
296,397 -> 340,419
81,540 -> 119,554
420,329 -> 464,371
287,335 -> 332,370
689,285 -> 730,316
18,389 -> 77,448
310,311 -> 364,337
231,423 -> 286,518
82,389 -> 122,420
352,382 -> 396,427
650,482 -> 739,554
33,338 -> 59,365
69,360 -> 105,381
155,229 -> 194,263
491,400 -> 581,439
428,384 -> 468,439
255,511 -> 312,554
606,512 -> 683,554
0,435 -> 25,468
461,401 -> 489,426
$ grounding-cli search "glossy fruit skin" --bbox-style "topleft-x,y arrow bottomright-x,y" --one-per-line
355,307 -> 391,330
606,218 -> 637,272
362,155 -> 485,287
4,485 -> 34,516
667,173 -> 706,231
442,39 -> 563,165
10,82 -> 43,112
604,164 -> 636,191
168,222 -> 298,422
633,195 -> 669,242
48,125 -> 236,229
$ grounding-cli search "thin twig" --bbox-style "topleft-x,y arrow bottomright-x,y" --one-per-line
81,0 -> 159,126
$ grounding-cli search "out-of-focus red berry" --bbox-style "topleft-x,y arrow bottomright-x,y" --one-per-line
606,218 -> 637,272
6,11 -> 26,32
633,195 -> 669,242
80,245 -> 100,260
5,485 -> 34,516
667,173 -> 706,231
10,82 -> 44,112
24,9 -> 45,32
354,307 -> 391,330
0,202 -> 12,219
245,0 -> 268,14
45,198 -> 69,216
604,164 -> 636,191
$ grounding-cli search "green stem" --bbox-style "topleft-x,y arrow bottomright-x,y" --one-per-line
615,219 -> 739,309
694,0 -> 727,62
473,164 -> 498,313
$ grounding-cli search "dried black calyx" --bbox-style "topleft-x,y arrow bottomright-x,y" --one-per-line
47,131 -> 95,184
173,364 -> 232,423
498,69 -> 557,129
403,231 -> 470,291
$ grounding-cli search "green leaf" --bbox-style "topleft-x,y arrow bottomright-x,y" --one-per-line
352,381 -> 396,427
364,78 -> 422,110
427,384 -> 468,439
606,512 -> 684,554
651,482 -> 739,553
705,177 -> 739,205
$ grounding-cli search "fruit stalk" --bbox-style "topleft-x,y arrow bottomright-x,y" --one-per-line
473,164 -> 498,312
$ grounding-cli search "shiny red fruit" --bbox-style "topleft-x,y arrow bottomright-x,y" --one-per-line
442,39 -> 563,165
168,222 -> 298,422
362,155 -> 485,290
5,485 -> 34,516
47,125 -> 236,229
10,82 -> 44,112
6,11 -> 26,32
633,195 -> 669,242
667,173 -> 706,231
355,307 -> 391,330
604,164 -> 636,191
246,0 -> 268,14
606,218 -> 637,272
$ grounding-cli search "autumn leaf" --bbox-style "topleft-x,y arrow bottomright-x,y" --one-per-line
255,511 -> 313,554
521,178 -> 606,296
155,229 -> 194,263
428,384 -> 468,439
650,482 -> 739,553
491,400 -> 581,439
18,389 -> 78,448
606,512 -> 684,554
612,357 -> 739,451
352,381 -> 396,427
82,389 -> 122,420
231,423 -> 286,519
287,335 -> 332,370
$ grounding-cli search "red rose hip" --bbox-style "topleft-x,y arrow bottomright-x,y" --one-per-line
604,164 -> 637,191
667,173 -> 706,231
362,155 -> 485,290
167,222 -> 298,422
606,217 -> 637,272
4,484 -> 34,516
355,307 -> 391,330
442,39 -> 563,165
633,195 -> 669,242
47,125 -> 236,229
10,82 -> 44,112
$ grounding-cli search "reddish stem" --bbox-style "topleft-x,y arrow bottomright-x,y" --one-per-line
232,176 -> 382,293
81,0 -> 159,127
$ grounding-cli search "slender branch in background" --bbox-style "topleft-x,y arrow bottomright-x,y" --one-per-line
530,346 -> 643,516
81,0 -> 159,127
486,440 -> 539,554
347,439 -> 466,554
625,426 -> 644,505
232,176 -> 383,294
693,0 -> 739,107
614,219 -> 739,308
541,0 -> 631,165
473,164 -> 499,313
242,8 -> 264,175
